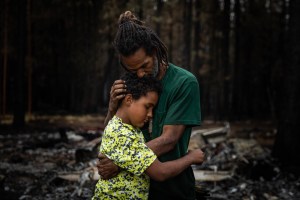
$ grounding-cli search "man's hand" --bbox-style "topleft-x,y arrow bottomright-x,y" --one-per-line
97,152 -> 120,180
108,80 -> 126,112
104,80 -> 126,125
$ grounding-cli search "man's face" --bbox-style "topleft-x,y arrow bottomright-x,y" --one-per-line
120,48 -> 159,78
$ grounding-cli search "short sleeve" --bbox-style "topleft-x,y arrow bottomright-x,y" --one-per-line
164,78 -> 201,126
100,127 -> 156,176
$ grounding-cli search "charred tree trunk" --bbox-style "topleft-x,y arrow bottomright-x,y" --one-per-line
221,0 -> 230,119
100,1 -> 128,109
138,1 -> 143,19
155,0 -> 163,36
1,0 -> 9,116
272,0 -> 300,172
13,0 -> 27,127
167,9 -> 173,62
182,0 -> 192,70
101,47 -> 118,108
192,0 -> 201,76
231,0 -> 241,120
26,0 -> 32,118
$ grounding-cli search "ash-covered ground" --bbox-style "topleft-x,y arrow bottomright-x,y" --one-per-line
0,116 -> 299,200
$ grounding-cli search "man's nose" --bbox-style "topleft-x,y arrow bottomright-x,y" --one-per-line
137,69 -> 145,78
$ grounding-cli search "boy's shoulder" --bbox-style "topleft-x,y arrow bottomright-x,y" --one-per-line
105,116 -> 138,138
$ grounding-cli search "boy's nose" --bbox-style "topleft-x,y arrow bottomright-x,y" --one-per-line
147,111 -> 153,118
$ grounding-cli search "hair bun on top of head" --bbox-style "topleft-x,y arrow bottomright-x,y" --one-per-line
118,10 -> 144,27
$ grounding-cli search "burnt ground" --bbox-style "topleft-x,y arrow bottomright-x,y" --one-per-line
0,116 -> 300,200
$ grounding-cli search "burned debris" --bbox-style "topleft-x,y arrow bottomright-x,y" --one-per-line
0,118 -> 299,200
191,122 -> 300,200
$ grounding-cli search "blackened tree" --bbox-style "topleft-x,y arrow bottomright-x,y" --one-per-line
272,0 -> 300,172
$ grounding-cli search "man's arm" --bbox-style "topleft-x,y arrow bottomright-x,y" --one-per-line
104,80 -> 126,126
146,124 -> 185,156
104,110 -> 115,126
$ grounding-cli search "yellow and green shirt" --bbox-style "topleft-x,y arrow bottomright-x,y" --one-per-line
92,116 -> 157,200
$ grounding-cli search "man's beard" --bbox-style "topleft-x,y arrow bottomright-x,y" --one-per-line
152,57 -> 159,78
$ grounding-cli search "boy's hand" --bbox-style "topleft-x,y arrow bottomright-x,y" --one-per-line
187,149 -> 205,164
97,153 -> 119,180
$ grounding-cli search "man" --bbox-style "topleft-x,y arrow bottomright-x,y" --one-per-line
98,11 -> 203,200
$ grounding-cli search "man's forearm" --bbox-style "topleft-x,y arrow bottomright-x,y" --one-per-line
146,136 -> 174,156
104,110 -> 115,126
146,124 -> 185,156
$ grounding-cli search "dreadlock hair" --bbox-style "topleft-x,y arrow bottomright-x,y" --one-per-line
114,11 -> 168,67
120,73 -> 162,103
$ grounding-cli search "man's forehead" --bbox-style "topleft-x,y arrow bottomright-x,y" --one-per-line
120,54 -> 150,69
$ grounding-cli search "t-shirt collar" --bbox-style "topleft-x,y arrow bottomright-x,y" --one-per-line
113,115 -> 137,131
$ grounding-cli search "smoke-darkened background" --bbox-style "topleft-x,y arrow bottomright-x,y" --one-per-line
0,0 -> 300,174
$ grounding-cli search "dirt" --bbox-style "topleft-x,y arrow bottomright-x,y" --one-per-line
0,116 -> 299,200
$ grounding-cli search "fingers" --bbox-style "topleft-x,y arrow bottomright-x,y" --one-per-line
99,156 -> 113,165
107,80 -> 127,113
111,80 -> 126,91
97,159 -> 110,176
98,152 -> 106,160
101,171 -> 118,180
112,90 -> 126,100
110,80 -> 126,96
98,163 -> 118,180
96,158 -> 119,179
113,79 -> 126,86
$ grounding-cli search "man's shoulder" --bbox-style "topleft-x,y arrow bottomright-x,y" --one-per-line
168,63 -> 198,85
168,63 -> 197,80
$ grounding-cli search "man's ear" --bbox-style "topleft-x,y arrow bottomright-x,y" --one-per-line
124,94 -> 133,106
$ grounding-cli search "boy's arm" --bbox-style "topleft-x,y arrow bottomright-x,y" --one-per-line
145,149 -> 205,181
97,124 -> 186,179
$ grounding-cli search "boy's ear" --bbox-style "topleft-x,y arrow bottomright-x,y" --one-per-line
124,94 -> 133,106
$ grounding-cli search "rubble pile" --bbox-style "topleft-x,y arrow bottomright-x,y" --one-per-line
0,119 -> 299,200
191,124 -> 300,200
0,128 -> 101,200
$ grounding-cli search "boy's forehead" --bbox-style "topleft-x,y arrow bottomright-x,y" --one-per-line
145,91 -> 159,101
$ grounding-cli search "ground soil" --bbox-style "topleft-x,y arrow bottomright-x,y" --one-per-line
0,116 -> 299,200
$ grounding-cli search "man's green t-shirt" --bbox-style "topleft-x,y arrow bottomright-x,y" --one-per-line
143,63 -> 201,200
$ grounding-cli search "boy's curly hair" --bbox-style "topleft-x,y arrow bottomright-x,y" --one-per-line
121,73 -> 162,100
114,11 -> 168,66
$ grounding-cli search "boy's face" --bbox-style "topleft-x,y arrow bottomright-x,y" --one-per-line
120,48 -> 159,78
127,91 -> 158,128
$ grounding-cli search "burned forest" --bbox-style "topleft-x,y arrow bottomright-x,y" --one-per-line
1,0 -> 300,200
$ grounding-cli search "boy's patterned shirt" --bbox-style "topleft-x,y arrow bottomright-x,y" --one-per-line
92,116 -> 157,200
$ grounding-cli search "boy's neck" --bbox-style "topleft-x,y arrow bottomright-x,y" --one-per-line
115,109 -> 129,125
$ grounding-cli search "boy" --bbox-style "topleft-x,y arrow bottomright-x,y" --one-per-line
93,73 -> 204,199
